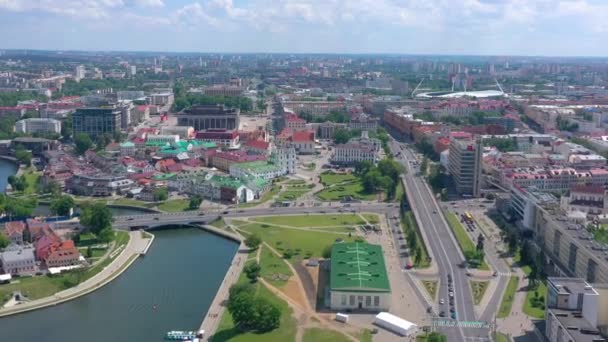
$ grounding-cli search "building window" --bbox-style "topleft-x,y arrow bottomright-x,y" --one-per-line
366,296 -> 371,307
374,296 -> 380,306
341,294 -> 347,306
349,295 -> 355,306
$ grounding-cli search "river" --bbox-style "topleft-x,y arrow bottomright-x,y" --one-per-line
0,158 -> 18,193
0,228 -> 238,342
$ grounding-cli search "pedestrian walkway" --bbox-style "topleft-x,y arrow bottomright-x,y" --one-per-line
0,231 -> 149,317
199,241 -> 248,340
496,264 -> 534,339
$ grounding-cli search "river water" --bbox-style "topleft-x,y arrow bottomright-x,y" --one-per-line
0,159 -> 18,193
0,228 -> 238,342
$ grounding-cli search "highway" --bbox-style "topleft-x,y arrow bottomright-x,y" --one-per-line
389,138 -> 492,341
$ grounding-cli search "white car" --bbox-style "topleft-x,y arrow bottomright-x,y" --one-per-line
439,298 -> 445,305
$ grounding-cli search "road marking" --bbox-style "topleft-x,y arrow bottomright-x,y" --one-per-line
432,319 -> 491,329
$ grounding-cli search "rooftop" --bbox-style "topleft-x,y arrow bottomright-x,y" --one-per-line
330,242 -> 390,293
549,308 -> 605,342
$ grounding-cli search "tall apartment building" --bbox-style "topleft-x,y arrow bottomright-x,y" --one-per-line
545,278 -> 608,341
72,107 -> 122,139
15,118 -> 61,135
176,104 -> 240,130
448,138 -> 482,197
74,65 -> 85,82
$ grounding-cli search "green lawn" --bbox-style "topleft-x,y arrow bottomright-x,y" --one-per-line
238,223 -> 356,258
593,227 -> 608,244
470,281 -> 489,305
22,170 -> 40,195
275,190 -> 309,202
316,180 -> 377,201
213,282 -> 297,342
498,276 -> 519,318
210,218 -> 227,229
445,212 -> 488,270
302,328 -> 351,342
362,213 -> 379,224
158,199 -> 190,212
319,172 -> 357,186
402,212 -> 431,268
495,332 -> 510,342
285,179 -> 306,185
78,247 -> 107,259
259,246 -> 293,287
358,329 -> 373,342
422,280 -> 438,300
250,214 -> 366,227
523,281 -> 547,319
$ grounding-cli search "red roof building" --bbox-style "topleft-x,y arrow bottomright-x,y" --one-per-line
3,221 -> 25,245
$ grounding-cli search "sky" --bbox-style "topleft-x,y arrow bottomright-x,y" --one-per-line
1,0 -> 608,56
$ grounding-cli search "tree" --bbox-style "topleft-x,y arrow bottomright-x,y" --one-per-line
427,332 -> 448,342
354,160 -> 373,176
14,145 -> 32,166
414,246 -> 422,266
86,246 -> 93,258
322,244 -> 333,259
333,128 -> 351,144
244,262 -> 261,282
98,227 -> 114,243
189,195 -> 202,210
229,282 -> 255,299
227,291 -> 256,330
253,297 -> 281,332
153,188 -> 168,201
420,157 -> 429,175
244,234 -> 262,250
50,195 -> 75,216
476,233 -> 485,252
0,234 -> 9,249
7,175 -> 25,192
80,202 -> 113,234
74,133 -> 93,154
42,180 -> 61,195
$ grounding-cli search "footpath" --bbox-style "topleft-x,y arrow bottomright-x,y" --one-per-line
0,230 -> 151,318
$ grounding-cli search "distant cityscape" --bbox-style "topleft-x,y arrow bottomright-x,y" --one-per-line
2,49 -> 608,342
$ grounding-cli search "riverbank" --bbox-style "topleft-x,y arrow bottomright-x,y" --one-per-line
198,225 -> 244,340
0,230 -> 153,318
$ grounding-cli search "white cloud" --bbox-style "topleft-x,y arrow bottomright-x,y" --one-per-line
133,0 -> 164,7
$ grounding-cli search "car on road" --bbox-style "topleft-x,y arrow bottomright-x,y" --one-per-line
222,211 -> 229,214
450,307 -> 455,313
439,311 -> 446,317
154,217 -> 159,220
448,292 -> 454,297
451,312 -> 457,320
127,218 -> 134,221
439,298 -> 445,305
447,274 -> 452,281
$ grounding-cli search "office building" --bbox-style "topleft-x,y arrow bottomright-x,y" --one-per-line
176,104 -> 240,130
14,118 -> 61,135
73,107 -> 121,139
448,138 -> 482,197
74,65 -> 85,82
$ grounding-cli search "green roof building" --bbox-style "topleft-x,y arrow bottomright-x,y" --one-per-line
329,242 -> 391,311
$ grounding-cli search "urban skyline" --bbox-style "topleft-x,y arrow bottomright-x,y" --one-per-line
3,0 -> 608,56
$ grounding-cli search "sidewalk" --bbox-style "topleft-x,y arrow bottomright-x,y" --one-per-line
0,231 -> 150,317
497,267 -> 534,338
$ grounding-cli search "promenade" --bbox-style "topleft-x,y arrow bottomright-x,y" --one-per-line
0,230 -> 151,318
199,235 -> 247,340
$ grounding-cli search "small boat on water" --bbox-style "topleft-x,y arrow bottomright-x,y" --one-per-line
164,330 -> 204,341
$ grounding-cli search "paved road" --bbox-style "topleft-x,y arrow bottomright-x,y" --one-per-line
389,139 -> 492,341
112,203 -> 397,230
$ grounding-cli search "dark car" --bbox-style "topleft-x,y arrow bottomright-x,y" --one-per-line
439,311 -> 446,317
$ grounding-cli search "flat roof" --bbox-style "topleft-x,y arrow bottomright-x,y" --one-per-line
549,308 -> 604,342
330,242 -> 390,293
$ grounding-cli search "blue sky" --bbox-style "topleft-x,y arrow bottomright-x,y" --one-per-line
1,0 -> 608,56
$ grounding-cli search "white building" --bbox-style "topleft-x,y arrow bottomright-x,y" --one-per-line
148,92 -> 174,106
0,245 -> 36,275
270,146 -> 296,174
14,118 -> 61,135
229,161 -> 285,181
74,65 -> 85,82
332,143 -> 377,165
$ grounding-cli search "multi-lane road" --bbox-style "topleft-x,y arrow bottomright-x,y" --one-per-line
390,138 -> 496,341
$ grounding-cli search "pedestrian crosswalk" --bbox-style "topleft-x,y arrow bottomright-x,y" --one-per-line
495,271 -> 512,277
432,320 -> 491,329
